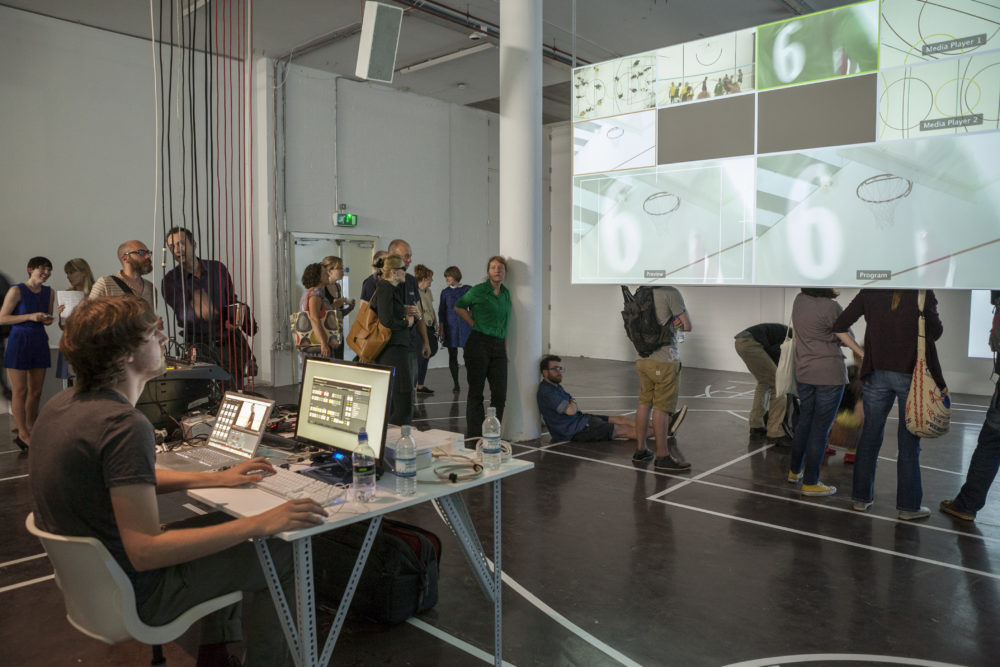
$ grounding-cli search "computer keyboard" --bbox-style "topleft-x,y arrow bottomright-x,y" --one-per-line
174,447 -> 234,469
254,468 -> 347,506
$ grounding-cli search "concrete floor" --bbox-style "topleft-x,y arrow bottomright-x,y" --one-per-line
1,358 -> 998,666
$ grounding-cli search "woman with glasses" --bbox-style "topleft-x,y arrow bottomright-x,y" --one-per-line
0,256 -> 56,450
373,254 -> 414,426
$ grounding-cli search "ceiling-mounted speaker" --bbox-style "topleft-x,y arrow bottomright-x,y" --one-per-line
356,1 -> 404,84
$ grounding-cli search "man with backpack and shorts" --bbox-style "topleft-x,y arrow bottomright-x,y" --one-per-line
626,285 -> 691,471
940,290 -> 1000,522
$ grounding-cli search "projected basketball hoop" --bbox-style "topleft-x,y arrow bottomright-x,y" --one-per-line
643,191 -> 681,216
856,173 -> 912,230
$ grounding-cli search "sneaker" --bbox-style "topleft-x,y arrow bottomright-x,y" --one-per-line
898,506 -> 931,521
749,426 -> 767,436
843,452 -> 856,464
939,499 -> 975,522
632,448 -> 654,463
787,469 -> 803,484
825,446 -> 837,456
852,500 -> 873,512
654,455 -> 691,472
801,482 -> 837,496
416,386 -> 435,395
667,405 -> 688,437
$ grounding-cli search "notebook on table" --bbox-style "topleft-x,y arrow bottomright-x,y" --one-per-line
158,392 -> 275,471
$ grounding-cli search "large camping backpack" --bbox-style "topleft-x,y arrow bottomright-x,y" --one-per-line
621,285 -> 673,357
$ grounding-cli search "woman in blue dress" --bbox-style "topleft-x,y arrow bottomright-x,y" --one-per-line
438,265 -> 472,393
0,257 -> 56,450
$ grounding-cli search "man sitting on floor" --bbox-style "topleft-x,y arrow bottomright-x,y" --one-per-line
29,296 -> 327,666
537,354 -> 641,442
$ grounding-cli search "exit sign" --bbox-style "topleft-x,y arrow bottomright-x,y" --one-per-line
336,213 -> 358,227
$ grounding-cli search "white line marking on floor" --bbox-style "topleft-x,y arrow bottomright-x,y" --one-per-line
183,503 -> 208,515
724,654 -> 964,667
654,473 -> 1000,542
650,444 -> 772,499
704,385 -> 712,398
406,617 -> 518,666
0,574 -> 54,594
488,563 -> 641,667
726,410 -> 749,422
0,474 -> 28,482
0,448 -> 25,455
876,456 -> 964,476
0,553 -> 46,568
514,444 -> 1000,544
658,499 -> 1000,580
426,502 -> 638,665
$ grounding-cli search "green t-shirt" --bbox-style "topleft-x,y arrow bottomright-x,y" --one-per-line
454,281 -> 511,339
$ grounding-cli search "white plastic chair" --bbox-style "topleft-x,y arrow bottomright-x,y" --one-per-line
25,513 -> 242,648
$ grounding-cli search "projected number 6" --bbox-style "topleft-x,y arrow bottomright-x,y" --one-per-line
786,164 -> 842,280
773,23 -> 805,84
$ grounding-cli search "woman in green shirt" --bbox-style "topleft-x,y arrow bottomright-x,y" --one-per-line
455,256 -> 511,440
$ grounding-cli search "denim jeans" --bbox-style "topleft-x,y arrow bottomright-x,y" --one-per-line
953,379 -> 1000,515
789,382 -> 844,485
852,370 -> 923,510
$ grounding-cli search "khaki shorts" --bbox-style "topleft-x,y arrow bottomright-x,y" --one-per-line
636,358 -> 681,413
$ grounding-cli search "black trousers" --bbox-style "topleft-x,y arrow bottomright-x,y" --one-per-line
464,331 -> 507,438
377,343 -> 413,426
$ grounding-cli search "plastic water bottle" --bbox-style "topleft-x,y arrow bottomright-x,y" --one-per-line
352,428 -> 377,502
481,407 -> 502,471
394,425 -> 417,497
673,317 -> 687,344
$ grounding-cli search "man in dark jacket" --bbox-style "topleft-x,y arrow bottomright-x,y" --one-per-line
734,323 -> 790,443
941,290 -> 1000,522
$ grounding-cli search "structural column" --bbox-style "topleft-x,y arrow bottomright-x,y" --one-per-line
499,0 -> 543,441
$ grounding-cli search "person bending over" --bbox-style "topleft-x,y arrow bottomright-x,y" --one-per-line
29,296 -> 327,666
537,355 -> 638,442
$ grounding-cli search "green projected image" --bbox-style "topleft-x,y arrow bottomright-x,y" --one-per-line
878,53 -> 1000,141
757,0 -> 878,90
572,158 -> 754,284
755,132 -> 1000,288
880,0 -> 1000,70
655,28 -> 755,106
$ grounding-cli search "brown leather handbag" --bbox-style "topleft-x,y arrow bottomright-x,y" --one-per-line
346,300 -> 392,363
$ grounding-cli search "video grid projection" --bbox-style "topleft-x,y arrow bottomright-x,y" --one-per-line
571,0 -> 1000,289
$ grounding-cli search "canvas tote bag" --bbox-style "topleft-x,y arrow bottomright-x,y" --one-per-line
775,316 -> 797,398
904,290 -> 950,438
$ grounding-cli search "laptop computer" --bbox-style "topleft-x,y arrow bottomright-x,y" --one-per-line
159,392 -> 275,471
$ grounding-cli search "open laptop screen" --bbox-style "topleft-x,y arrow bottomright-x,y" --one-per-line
295,358 -> 394,464
207,392 -> 275,458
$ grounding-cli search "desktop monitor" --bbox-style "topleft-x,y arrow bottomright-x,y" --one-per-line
295,358 -> 395,470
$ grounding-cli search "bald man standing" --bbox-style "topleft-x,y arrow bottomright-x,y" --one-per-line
90,240 -> 156,310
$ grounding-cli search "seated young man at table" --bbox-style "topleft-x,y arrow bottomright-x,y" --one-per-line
537,355 -> 639,442
29,296 -> 327,666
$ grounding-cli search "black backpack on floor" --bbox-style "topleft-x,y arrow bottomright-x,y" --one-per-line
313,518 -> 442,624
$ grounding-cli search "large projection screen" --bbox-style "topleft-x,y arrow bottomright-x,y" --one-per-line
570,0 -> 1000,289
